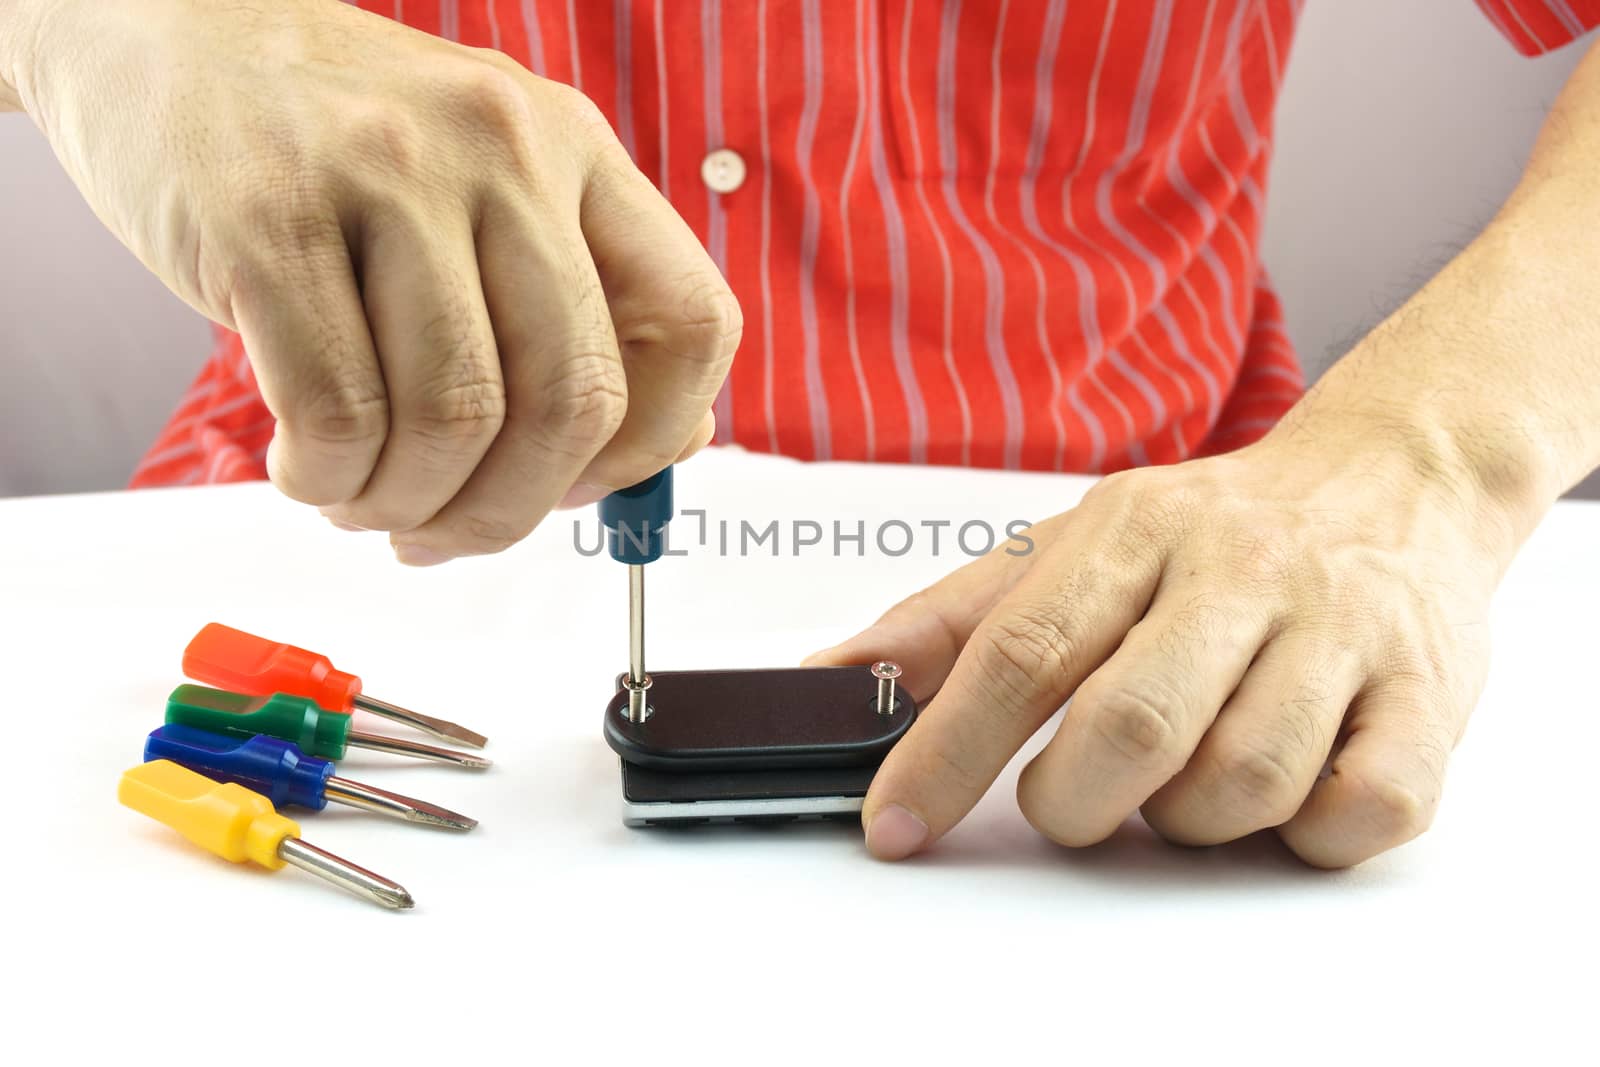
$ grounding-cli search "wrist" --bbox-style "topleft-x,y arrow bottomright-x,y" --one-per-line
1264,351 -> 1558,568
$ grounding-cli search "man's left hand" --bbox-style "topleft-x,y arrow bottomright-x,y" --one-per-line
809,419 -> 1513,868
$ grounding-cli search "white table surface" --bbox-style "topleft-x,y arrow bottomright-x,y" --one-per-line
3,448 -> 1595,1062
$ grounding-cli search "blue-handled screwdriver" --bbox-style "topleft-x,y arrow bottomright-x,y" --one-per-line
599,467 -> 674,723
144,724 -> 478,831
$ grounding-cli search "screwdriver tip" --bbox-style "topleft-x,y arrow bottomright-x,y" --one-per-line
439,752 -> 494,771
406,806 -> 479,832
352,695 -> 490,749
346,731 -> 495,769
439,726 -> 490,749
379,886 -> 416,910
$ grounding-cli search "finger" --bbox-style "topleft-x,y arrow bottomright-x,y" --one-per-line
553,412 -> 715,513
862,509 -> 1163,860
234,229 -> 388,507
325,210 -> 505,533
802,514 -> 1059,701
573,143 -> 741,489
1140,634 -> 1364,846
1015,585 -> 1272,847
677,411 -> 717,462
1278,675 -> 1463,868
392,196 -> 625,561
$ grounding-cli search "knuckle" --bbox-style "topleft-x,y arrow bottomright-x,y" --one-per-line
1158,597 -> 1242,662
1082,468 -> 1142,505
1079,471 -> 1147,532
238,193 -> 341,265
410,375 -> 507,449
531,352 -> 628,459
1081,676 -> 1185,770
454,64 -> 535,139
660,280 -> 745,367
293,370 -> 389,449
402,305 -> 506,451
975,606 -> 1078,708
1215,741 -> 1305,824
1377,644 -> 1450,692
545,80 -> 612,140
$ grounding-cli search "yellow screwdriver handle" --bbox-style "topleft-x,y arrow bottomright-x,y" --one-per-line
119,760 -> 300,870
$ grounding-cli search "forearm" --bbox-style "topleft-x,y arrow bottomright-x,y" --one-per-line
1274,36 -> 1600,553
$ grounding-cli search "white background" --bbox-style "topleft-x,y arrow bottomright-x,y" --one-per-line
1,450 -> 1595,1061
2,0 -> 1598,496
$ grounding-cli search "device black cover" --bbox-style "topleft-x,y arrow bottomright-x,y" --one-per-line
604,665 -> 917,772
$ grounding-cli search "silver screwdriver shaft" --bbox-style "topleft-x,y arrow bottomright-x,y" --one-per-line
625,563 -> 650,722
277,836 -> 415,909
352,693 -> 489,749
346,730 -> 494,770
323,776 -> 478,831
629,563 -> 645,685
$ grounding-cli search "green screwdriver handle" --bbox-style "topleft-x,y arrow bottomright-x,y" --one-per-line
165,684 -> 352,760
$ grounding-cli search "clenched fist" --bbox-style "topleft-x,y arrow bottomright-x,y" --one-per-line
2,0 -> 739,561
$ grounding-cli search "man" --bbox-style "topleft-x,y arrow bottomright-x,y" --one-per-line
3,0 -> 1596,869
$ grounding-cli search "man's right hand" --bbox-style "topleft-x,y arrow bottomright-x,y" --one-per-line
2,0 -> 739,562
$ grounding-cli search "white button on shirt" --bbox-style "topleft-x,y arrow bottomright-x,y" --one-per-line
700,148 -> 747,193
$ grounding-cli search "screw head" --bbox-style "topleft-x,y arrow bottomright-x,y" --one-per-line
871,660 -> 902,681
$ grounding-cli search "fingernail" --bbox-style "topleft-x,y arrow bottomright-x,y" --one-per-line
393,543 -> 452,567
556,482 -> 609,510
865,804 -> 928,861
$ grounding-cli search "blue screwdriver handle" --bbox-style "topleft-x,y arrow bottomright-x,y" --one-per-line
599,467 -> 674,564
143,724 -> 335,812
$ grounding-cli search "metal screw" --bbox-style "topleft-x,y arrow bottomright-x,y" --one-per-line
871,661 -> 902,715
625,673 -> 653,723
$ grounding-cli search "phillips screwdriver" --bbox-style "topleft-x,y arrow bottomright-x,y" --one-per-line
119,760 -> 415,910
599,467 -> 674,724
145,724 -> 478,831
166,684 -> 492,770
183,623 -> 488,748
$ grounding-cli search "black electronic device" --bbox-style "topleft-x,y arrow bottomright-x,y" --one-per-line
603,664 -> 917,826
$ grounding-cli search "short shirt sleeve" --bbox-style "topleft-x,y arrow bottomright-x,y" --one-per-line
1475,0 -> 1600,56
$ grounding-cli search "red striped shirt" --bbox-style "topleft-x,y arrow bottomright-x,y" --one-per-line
131,0 -> 1600,488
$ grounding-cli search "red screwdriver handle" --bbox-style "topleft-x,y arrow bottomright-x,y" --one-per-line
183,623 -> 362,714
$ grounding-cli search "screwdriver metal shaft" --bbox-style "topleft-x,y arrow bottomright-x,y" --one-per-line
347,730 -> 493,770
183,623 -> 490,748
121,760 -> 418,911
625,563 -> 650,723
352,693 -> 488,749
145,724 -> 480,829
323,776 -> 478,830
277,837 -> 415,910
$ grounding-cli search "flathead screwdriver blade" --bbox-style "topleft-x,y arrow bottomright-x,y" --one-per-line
182,623 -> 491,749
353,693 -> 489,749
323,776 -> 478,831
347,730 -> 493,770
278,836 -> 415,910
